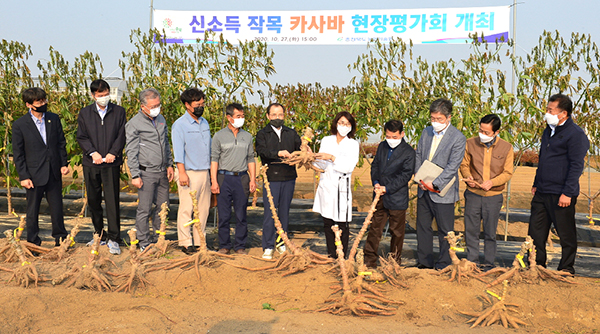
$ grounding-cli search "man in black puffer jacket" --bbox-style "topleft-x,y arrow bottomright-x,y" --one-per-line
365,120 -> 415,268
529,93 -> 589,275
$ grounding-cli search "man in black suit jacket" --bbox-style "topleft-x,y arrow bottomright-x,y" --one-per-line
364,120 -> 415,268
12,87 -> 69,246
77,79 -> 127,254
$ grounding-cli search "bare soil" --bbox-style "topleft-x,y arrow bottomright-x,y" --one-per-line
1,233 -> 599,334
1,165 -> 599,333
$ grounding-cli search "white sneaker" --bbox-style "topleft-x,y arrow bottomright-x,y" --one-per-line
86,238 -> 106,247
262,248 -> 274,260
107,240 -> 121,255
276,245 -> 286,254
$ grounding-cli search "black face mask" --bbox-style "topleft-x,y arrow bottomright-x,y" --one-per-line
33,104 -> 47,114
192,106 -> 204,118
270,119 -> 284,128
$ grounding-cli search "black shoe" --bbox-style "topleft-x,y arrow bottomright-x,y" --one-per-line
181,246 -> 197,255
478,264 -> 496,273
55,236 -> 67,247
417,264 -> 434,270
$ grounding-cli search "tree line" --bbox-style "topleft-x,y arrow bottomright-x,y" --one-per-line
1,30 -> 599,213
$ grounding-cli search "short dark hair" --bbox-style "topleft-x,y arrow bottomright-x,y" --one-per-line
480,114 -> 501,132
331,111 -> 357,139
180,87 -> 205,105
22,87 -> 46,105
549,93 -> 573,116
430,98 -> 453,117
266,102 -> 285,115
90,79 -> 110,94
226,103 -> 244,117
384,120 -> 404,134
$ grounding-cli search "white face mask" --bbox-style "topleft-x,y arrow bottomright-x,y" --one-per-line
431,121 -> 448,133
479,133 -> 495,143
337,125 -> 351,137
147,106 -> 161,118
232,117 -> 245,128
95,95 -> 110,107
544,112 -> 560,126
386,138 -> 402,148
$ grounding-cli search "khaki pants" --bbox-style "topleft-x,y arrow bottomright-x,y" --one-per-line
176,169 -> 211,247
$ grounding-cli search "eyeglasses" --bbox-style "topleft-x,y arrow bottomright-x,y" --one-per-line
337,121 -> 351,127
430,116 -> 446,123
145,103 -> 161,109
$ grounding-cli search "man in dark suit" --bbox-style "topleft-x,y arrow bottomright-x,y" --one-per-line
365,120 -> 415,268
12,87 -> 69,246
77,79 -> 127,255
414,98 -> 466,270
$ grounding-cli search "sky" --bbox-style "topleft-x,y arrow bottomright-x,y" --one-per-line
2,0 -> 599,89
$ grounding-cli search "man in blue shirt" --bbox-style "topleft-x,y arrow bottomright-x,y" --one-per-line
172,88 -> 212,255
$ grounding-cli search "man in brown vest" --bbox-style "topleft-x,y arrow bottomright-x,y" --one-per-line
459,114 -> 513,271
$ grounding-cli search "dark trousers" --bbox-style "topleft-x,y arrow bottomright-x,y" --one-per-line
217,173 -> 250,251
84,165 -> 121,242
364,199 -> 406,267
262,179 -> 295,250
528,192 -> 578,274
323,217 -> 349,259
135,171 -> 170,248
416,192 -> 455,269
464,190 -> 503,265
25,173 -> 67,245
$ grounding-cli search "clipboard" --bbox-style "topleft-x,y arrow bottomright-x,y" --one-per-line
414,160 -> 456,197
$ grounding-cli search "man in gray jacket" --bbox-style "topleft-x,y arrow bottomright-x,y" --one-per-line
414,98 -> 466,270
125,88 -> 174,250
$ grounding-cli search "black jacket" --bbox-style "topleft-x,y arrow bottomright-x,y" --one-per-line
371,139 -> 415,210
12,111 -> 68,187
255,124 -> 302,182
533,117 -> 589,197
76,102 -> 127,168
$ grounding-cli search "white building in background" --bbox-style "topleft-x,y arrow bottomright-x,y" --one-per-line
103,77 -> 128,103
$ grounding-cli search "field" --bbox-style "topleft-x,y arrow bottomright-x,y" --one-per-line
0,165 -> 599,333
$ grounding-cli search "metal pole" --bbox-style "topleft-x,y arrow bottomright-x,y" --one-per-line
149,0 -> 154,31
504,0 -> 517,241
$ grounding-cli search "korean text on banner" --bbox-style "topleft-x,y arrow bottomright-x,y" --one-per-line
153,6 -> 510,45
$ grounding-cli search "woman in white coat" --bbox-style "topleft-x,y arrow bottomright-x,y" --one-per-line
313,111 -> 359,259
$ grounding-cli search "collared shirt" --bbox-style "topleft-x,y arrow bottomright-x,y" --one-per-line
96,103 -> 107,120
429,125 -> 448,160
484,136 -> 496,148
271,125 -> 282,139
30,110 -> 46,145
172,112 -> 211,170
211,126 -> 255,172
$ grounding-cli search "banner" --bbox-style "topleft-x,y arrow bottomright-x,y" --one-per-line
154,6 -> 510,45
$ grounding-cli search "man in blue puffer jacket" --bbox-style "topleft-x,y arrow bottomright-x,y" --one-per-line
529,93 -> 589,275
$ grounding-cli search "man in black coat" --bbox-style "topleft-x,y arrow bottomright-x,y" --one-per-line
77,79 -> 127,255
12,87 -> 69,246
255,103 -> 301,259
529,93 -> 589,275
364,120 -> 415,268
